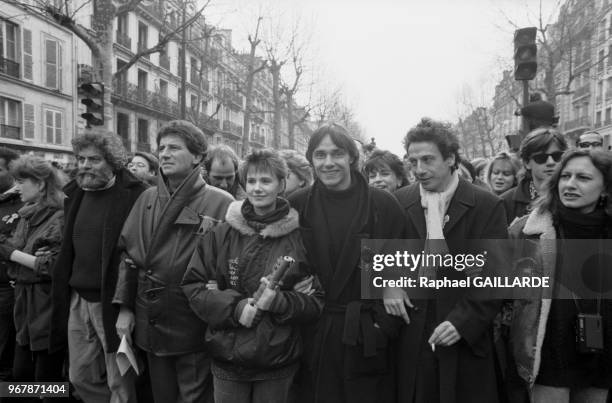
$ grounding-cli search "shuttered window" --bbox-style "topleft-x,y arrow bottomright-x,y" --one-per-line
44,38 -> 62,90
44,109 -> 62,144
23,103 -> 34,139
22,29 -> 32,80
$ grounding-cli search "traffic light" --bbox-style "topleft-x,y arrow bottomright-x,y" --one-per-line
514,27 -> 538,81
79,82 -> 104,126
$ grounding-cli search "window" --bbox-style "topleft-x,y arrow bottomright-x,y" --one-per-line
137,69 -> 148,102
138,22 -> 148,57
596,111 -> 602,126
44,38 -> 62,90
191,95 -> 197,110
0,20 -> 20,78
159,79 -> 168,97
0,97 -> 21,139
44,109 -> 62,144
606,108 -> 611,124
117,112 -> 129,144
190,57 -> 198,84
599,50 -> 605,73
137,118 -> 148,144
117,13 -> 128,35
116,59 -> 128,96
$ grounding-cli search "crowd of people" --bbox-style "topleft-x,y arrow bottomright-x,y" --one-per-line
0,118 -> 610,403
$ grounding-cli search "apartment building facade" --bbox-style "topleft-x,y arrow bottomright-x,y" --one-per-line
0,0 -> 77,162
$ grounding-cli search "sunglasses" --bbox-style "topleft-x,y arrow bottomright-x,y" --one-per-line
530,151 -> 564,164
578,142 -> 603,148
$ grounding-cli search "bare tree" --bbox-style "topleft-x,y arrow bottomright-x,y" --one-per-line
5,0 -> 212,129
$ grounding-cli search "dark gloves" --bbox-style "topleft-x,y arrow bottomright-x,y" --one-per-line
0,243 -> 16,261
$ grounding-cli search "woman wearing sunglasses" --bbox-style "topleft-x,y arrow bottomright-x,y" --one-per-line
501,127 -> 568,224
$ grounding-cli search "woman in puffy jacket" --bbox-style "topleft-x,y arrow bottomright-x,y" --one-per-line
509,149 -> 612,403
182,148 -> 323,403
0,156 -> 65,391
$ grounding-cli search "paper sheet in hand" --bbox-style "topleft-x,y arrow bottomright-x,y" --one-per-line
116,335 -> 140,376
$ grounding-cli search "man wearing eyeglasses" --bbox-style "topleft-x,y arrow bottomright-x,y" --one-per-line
500,127 -> 568,224
577,131 -> 604,150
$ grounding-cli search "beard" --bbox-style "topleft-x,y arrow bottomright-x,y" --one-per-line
76,169 -> 114,190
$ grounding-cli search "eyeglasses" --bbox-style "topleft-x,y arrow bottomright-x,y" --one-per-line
530,151 -> 564,164
578,142 -> 603,148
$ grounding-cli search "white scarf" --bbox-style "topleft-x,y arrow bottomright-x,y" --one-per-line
419,170 -> 459,240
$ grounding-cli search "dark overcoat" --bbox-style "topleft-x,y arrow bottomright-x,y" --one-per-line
288,175 -> 406,403
49,169 -> 147,353
394,179 -> 507,403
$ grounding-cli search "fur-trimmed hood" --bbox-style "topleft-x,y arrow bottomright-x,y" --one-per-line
225,200 -> 299,238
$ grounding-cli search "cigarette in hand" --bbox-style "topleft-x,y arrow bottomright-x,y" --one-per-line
431,343 -> 436,352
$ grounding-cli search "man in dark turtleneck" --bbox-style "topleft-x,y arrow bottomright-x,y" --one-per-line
288,123 -> 406,403
50,130 -> 146,403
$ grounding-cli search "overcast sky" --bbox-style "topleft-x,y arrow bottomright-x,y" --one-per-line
206,0 -> 558,156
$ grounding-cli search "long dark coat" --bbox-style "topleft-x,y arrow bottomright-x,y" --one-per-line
288,175 -> 406,403
394,179 -> 508,403
49,169 -> 147,353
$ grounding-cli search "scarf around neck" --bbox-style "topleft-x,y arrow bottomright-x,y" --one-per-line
241,197 -> 290,232
419,170 -> 459,240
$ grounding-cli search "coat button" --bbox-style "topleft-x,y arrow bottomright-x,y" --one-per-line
146,204 -> 152,210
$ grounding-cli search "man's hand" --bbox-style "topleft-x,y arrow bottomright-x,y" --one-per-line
383,287 -> 413,324
293,275 -> 315,296
428,320 -> 461,347
116,307 -> 135,345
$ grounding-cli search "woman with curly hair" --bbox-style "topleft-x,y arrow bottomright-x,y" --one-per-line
0,156 -> 65,393
363,149 -> 409,193
509,149 -> 612,403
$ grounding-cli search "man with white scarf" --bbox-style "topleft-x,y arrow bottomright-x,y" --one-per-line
391,118 -> 508,403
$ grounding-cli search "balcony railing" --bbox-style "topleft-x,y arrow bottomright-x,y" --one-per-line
113,81 -> 180,117
597,95 -> 603,104
159,54 -> 170,70
224,88 -> 243,109
0,57 -> 20,79
605,119 -> 612,126
606,90 -> 612,100
573,83 -> 591,100
0,124 -> 20,140
563,116 -> 592,132
116,31 -> 131,49
222,120 -> 243,137
137,142 -> 151,152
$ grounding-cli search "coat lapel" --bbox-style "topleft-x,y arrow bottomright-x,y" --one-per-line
442,179 -> 475,236
401,185 -> 427,239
